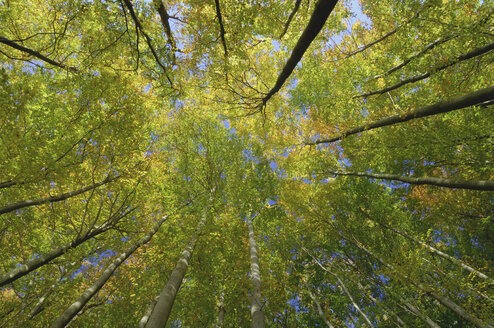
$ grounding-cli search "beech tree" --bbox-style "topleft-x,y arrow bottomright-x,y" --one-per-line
1,0 -> 493,327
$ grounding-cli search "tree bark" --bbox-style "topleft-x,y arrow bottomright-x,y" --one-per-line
306,85 -> 494,145
0,176 -> 117,215
279,0 -> 302,39
50,215 -> 170,328
218,291 -> 225,327
338,232 -> 493,328
371,219 -> 494,283
371,35 -> 455,80
144,215 -> 206,328
302,247 -> 373,327
262,0 -> 338,106
326,170 -> 494,191
138,295 -> 160,328
247,215 -> 266,328
213,0 -> 228,57
304,281 -> 335,328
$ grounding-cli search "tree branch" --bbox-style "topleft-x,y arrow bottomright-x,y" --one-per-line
306,85 -> 494,145
261,0 -> 339,108
0,175 -> 118,215
358,41 -> 494,98
213,0 -> 228,57
279,0 -> 302,39
0,36 -> 77,72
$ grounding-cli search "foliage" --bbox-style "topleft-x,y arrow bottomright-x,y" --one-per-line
0,0 -> 493,327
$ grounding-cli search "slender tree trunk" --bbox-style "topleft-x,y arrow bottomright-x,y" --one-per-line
50,215 -> 170,328
218,291 -> 225,327
138,295 -> 160,328
401,299 -> 441,328
0,176 -> 117,215
339,254 -> 438,328
355,281 -> 407,327
0,221 -> 114,287
304,281 -> 335,328
306,86 -> 494,145
247,215 -> 266,328
145,214 -> 207,328
371,219 -> 494,282
326,170 -> 494,191
302,247 -> 373,327
28,283 -> 56,319
338,231 -> 493,328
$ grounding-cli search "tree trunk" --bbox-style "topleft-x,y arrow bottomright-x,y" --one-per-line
371,219 -> 494,282
306,86 -> 494,145
138,295 -> 160,328
302,247 -> 373,327
218,291 -> 225,327
304,281 -> 335,328
326,170 -> 494,191
50,215 -> 169,328
145,214 -> 207,328
247,215 -> 266,328
262,0 -> 338,106
339,231 -> 493,328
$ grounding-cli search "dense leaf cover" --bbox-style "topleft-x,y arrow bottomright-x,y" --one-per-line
0,0 -> 493,327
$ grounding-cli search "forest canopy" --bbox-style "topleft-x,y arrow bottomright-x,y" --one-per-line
0,0 -> 493,327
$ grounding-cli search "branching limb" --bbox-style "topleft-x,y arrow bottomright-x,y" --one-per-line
371,35 -> 456,80
0,36 -> 77,72
261,0 -> 339,108
279,0 -> 302,39
121,0 -> 173,86
0,175 -> 119,215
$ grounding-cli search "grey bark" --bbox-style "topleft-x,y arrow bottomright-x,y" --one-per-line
339,255 -> 437,328
0,176 -> 117,215
50,215 -> 170,328
372,220 -> 494,283
326,170 -> 494,191
306,85 -> 494,145
138,295 -> 160,328
355,281 -> 407,327
305,282 -> 335,328
303,247 -> 373,327
218,291 -> 225,327
401,300 -> 441,328
145,214 -> 207,328
339,232 -> 493,328
247,215 -> 266,328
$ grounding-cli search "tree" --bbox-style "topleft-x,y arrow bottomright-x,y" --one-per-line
1,0 -> 493,327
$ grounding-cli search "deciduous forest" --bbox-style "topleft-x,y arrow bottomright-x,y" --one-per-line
1,0 -> 493,326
